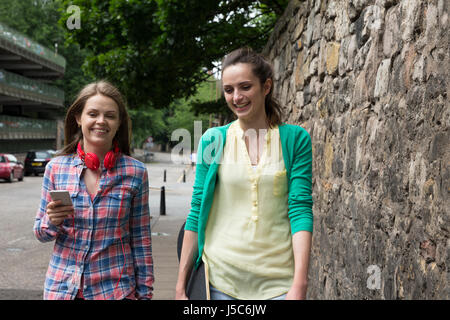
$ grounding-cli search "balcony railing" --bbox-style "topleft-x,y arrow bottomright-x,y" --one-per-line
0,68 -> 64,105
0,115 -> 56,140
0,22 -> 66,69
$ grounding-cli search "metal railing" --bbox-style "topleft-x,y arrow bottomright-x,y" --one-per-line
0,68 -> 64,103
0,115 -> 56,140
0,22 -> 66,69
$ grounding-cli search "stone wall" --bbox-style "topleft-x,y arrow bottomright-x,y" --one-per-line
263,0 -> 448,299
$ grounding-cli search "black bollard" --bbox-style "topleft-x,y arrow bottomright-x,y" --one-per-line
160,186 -> 166,216
183,170 -> 186,183
163,169 -> 166,183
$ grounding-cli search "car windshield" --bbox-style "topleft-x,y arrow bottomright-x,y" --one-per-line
35,152 -> 50,159
6,155 -> 17,162
0,156 -> 5,163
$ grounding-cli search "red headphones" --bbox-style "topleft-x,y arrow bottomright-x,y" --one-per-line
77,141 -> 120,171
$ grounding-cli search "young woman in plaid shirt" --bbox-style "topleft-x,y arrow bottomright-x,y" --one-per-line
34,81 -> 154,300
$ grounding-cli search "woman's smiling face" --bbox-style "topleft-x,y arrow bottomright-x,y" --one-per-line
222,63 -> 271,122
76,94 -> 120,150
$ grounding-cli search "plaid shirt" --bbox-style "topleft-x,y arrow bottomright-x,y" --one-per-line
34,154 -> 154,300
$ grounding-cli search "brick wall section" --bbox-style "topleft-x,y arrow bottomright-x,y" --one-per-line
263,0 -> 448,299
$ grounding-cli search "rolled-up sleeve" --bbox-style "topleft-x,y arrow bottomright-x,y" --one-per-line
33,161 -> 62,242
288,128 -> 314,234
185,131 -> 211,233
129,168 -> 154,299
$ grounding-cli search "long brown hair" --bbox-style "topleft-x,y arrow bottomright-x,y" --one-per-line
58,80 -> 132,156
221,47 -> 282,127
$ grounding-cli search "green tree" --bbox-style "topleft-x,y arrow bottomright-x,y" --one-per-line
128,105 -> 166,149
2,0 -> 289,148
59,0 -> 288,110
166,77 -> 220,149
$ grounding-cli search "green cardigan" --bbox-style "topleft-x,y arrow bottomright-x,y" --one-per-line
185,121 -> 313,268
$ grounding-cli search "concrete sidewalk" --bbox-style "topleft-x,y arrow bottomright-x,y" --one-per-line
144,152 -> 195,300
151,215 -> 185,300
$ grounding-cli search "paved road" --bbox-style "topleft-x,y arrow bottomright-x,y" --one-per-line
0,152 -> 194,300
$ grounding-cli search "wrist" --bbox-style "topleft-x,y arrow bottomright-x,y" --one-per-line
292,278 -> 308,290
175,281 -> 186,293
47,219 -> 63,230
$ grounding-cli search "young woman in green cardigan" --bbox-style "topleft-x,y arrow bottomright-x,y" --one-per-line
176,47 -> 313,300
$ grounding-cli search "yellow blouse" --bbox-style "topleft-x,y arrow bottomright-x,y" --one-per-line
203,121 -> 294,300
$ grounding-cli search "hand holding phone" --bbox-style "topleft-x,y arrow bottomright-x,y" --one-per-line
47,190 -> 74,226
49,190 -> 73,206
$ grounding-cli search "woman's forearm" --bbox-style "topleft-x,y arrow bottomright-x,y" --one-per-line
291,230 -> 312,295
175,230 -> 199,297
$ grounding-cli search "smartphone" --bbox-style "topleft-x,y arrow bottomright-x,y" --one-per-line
49,190 -> 73,206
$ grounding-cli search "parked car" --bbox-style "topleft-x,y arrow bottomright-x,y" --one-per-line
24,150 -> 53,176
0,153 -> 24,182
47,149 -> 57,157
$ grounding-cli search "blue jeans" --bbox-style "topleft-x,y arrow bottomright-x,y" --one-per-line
209,285 -> 287,300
